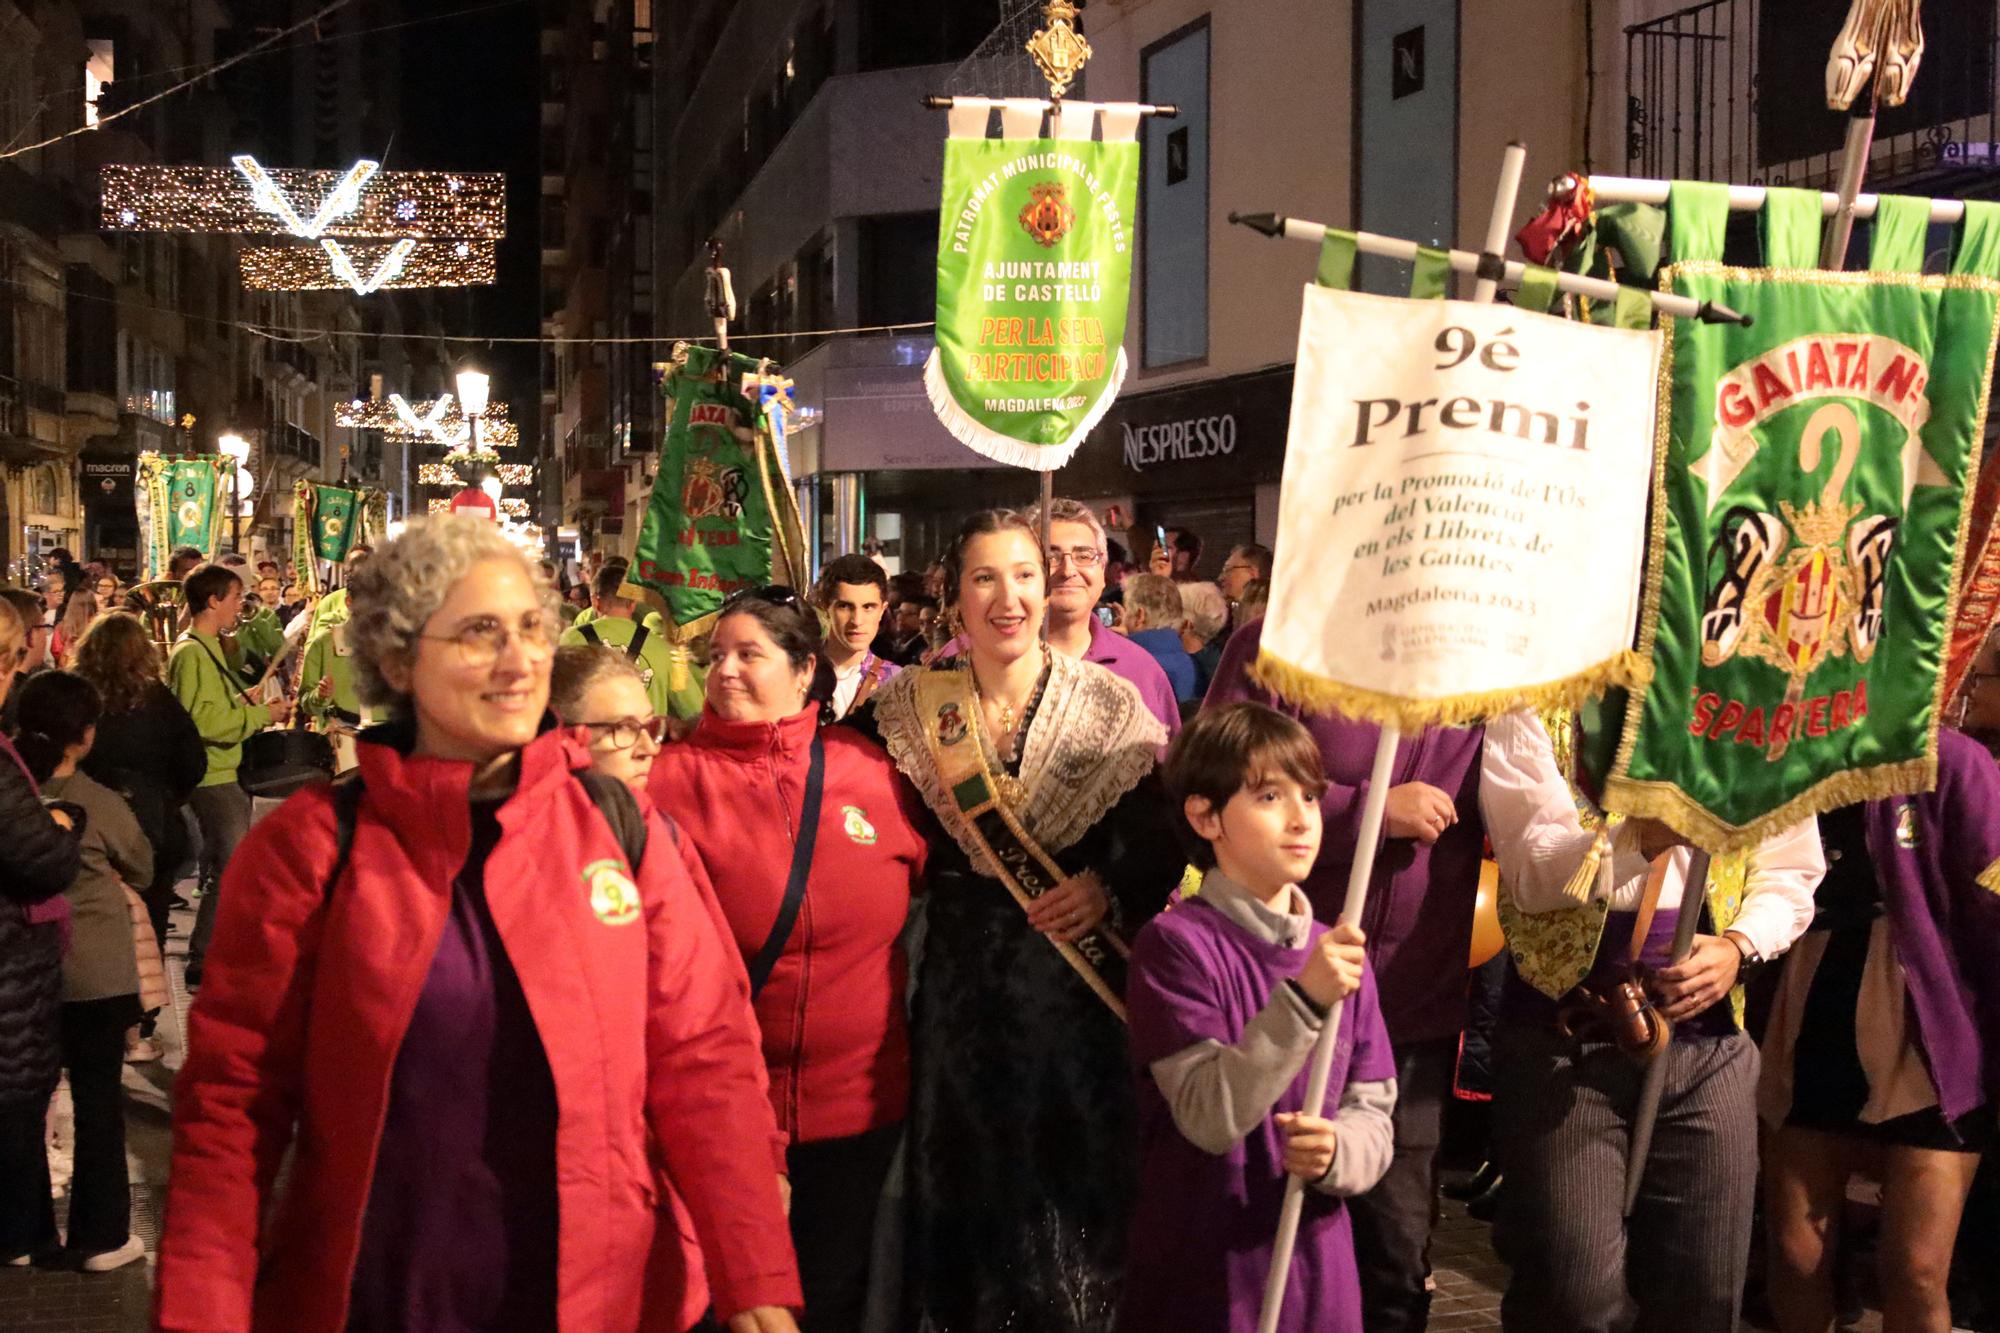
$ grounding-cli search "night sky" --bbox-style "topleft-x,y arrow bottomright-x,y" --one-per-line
394,0 -> 541,427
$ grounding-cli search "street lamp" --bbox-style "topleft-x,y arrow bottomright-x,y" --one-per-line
218,433 -> 250,554
455,366 -> 490,452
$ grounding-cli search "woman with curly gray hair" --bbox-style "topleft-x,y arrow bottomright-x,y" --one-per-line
157,517 -> 802,1333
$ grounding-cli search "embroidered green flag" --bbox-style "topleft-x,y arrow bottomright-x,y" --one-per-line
924,104 -> 1140,470
1604,186 -> 2000,852
135,454 -> 225,578
628,344 -> 806,639
310,484 -> 361,562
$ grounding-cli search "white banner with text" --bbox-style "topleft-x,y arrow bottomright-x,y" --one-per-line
1256,284 -> 1662,727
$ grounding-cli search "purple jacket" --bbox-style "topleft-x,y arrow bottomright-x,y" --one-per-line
1204,618 -> 1485,1045
1087,617 -> 1182,737
1864,729 -> 2000,1122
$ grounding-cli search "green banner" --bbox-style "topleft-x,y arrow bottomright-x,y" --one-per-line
629,344 -> 806,637
310,484 -> 361,562
1605,187 -> 2000,852
925,130 -> 1138,470
136,454 -> 225,578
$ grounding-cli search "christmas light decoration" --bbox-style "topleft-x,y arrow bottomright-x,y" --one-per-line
100,160 -> 506,239
335,396 -> 520,448
427,497 -> 532,519
418,462 -> 535,487
239,239 -> 497,293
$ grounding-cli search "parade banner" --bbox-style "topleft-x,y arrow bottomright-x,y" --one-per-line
924,100 -> 1140,470
135,454 -> 225,580
291,481 -> 381,596
1604,185 -> 2000,852
626,344 -> 807,640
1255,276 -> 1662,729
1942,445 -> 2000,704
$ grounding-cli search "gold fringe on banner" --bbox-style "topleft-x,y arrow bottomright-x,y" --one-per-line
1606,756 -> 1939,857
1978,857 -> 2000,895
1248,647 -> 1653,734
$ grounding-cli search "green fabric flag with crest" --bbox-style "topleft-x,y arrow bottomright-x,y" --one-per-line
310,484 -> 361,562
135,454 -> 225,578
627,344 -> 807,642
924,102 -> 1140,470
1605,185 -> 2000,852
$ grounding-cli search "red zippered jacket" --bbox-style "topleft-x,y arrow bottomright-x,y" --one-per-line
155,725 -> 801,1332
649,705 -> 928,1144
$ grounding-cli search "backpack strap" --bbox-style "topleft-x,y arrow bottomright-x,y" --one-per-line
322,771 -> 366,902
626,622 -> 650,660
577,769 -> 649,871
577,622 -> 602,647
745,734 -> 824,998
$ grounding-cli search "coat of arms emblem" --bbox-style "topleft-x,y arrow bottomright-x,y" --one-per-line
1699,400 -> 1900,760
1018,181 -> 1075,249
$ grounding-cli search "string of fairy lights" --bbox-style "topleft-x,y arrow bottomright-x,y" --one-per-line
101,156 -> 505,295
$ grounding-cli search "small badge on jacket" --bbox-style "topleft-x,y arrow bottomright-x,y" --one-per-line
584,859 -> 642,926
842,805 -> 878,846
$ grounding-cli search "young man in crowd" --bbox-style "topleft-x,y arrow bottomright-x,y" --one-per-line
1123,574 -> 1198,706
884,594 -> 936,666
306,544 -> 372,638
557,562 -> 694,720
816,553 -> 899,719
169,563 -> 286,987
1047,498 -> 1181,737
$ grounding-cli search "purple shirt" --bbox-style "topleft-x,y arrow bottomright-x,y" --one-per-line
1862,729 -> 2000,1121
347,801 -> 559,1332
1087,616 -> 1182,737
1204,618 -> 1485,1045
1122,899 -> 1395,1333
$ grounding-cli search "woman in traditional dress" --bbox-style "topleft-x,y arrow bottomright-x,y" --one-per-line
859,508 -> 1181,1332
1760,727 -> 2000,1333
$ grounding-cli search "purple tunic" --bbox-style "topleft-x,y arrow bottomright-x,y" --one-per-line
1121,899 -> 1396,1333
1861,729 -> 2000,1121
1204,617 -> 1485,1044
347,801 -> 560,1333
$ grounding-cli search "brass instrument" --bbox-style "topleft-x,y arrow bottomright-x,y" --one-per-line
125,580 -> 186,664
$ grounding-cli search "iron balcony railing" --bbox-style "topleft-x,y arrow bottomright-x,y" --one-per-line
1628,0 -> 2000,197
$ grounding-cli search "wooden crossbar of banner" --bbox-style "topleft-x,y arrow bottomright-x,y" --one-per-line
1228,212 -> 1753,327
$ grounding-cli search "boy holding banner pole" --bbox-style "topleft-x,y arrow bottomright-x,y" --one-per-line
1246,142 -> 1530,1333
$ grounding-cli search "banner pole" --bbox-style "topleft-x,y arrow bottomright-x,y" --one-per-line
1254,140 -> 1526,1333
1252,723 -> 1398,1333
1622,849 -> 1710,1216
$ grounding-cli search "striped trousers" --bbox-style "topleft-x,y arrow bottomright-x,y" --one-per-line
1490,1024 -> 1759,1333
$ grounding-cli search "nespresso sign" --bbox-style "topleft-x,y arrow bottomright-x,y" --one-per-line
1061,366 -> 1292,493
1122,413 -> 1238,470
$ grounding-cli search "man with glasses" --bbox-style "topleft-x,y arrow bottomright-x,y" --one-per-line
170,563 -> 288,987
558,562 -> 696,720
1046,499 -> 1180,736
1219,544 -> 1272,606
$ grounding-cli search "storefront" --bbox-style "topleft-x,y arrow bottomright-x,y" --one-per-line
79,450 -> 138,573
1055,365 -> 1294,579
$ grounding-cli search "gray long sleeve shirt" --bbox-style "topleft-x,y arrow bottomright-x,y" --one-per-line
1148,871 -> 1397,1196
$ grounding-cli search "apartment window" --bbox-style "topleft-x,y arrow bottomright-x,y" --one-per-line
1141,18 -> 1210,368
859,0 -> 999,71
859,213 -> 938,328
84,40 -> 114,129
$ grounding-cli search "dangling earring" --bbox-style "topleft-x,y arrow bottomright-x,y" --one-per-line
943,604 -> 963,638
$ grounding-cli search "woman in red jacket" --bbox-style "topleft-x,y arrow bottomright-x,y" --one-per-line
156,517 -> 800,1333
650,589 -> 927,1333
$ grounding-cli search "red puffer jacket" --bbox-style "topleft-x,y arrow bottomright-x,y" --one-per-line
649,705 -> 928,1144
155,724 -> 800,1333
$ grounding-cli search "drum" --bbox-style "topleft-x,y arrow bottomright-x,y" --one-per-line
238,726 -> 335,798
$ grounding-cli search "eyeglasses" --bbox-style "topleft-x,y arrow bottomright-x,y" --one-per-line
419,612 -> 555,668
1221,562 -> 1257,577
1046,545 -> 1105,570
578,716 -> 669,749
